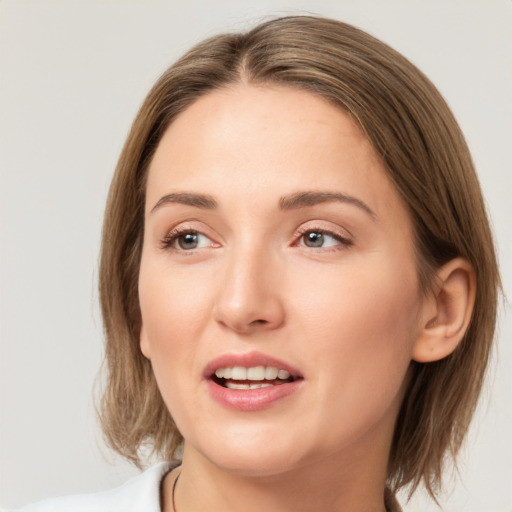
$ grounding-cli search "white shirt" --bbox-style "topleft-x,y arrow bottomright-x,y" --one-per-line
4,462 -> 175,512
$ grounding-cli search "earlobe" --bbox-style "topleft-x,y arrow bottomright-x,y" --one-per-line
412,258 -> 476,363
140,324 -> 151,360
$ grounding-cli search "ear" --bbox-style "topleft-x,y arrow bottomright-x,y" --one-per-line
413,258 -> 476,363
140,323 -> 151,360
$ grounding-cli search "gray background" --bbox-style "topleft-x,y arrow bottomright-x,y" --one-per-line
1,0 -> 511,510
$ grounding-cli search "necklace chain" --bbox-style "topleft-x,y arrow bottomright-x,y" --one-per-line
171,471 -> 181,512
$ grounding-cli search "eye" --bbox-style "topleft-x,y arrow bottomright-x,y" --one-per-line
162,230 -> 215,251
298,229 -> 352,249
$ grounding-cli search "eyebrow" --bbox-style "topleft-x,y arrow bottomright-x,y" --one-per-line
279,191 -> 376,218
151,192 -> 218,213
150,190 -> 375,218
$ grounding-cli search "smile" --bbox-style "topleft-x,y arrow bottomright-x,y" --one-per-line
214,366 -> 293,389
204,353 -> 304,411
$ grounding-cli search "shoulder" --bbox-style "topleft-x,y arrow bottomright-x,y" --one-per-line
3,462 -> 176,512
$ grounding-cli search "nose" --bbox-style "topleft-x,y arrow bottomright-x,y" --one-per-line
212,246 -> 285,334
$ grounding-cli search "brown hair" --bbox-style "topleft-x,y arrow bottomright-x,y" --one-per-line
98,15 -> 500,497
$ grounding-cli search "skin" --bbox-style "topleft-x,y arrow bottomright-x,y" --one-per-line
138,85 -> 469,511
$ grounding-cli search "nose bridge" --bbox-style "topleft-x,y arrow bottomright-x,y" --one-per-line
213,238 -> 284,333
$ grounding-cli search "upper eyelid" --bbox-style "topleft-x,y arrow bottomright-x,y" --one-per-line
169,228 -> 213,239
294,222 -> 353,241
162,221 -> 216,239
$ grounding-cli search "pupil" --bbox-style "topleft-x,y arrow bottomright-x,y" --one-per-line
305,231 -> 323,247
179,233 -> 198,249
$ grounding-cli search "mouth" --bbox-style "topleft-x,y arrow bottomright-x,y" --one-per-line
212,365 -> 297,390
204,353 -> 304,410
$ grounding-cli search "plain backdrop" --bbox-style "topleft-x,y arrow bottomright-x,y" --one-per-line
0,0 -> 511,510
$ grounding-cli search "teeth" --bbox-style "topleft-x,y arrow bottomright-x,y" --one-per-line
225,382 -> 274,390
247,366 -> 265,380
214,365 -> 293,381
265,366 -> 279,379
277,369 -> 290,379
232,366 -> 247,380
225,382 -> 249,390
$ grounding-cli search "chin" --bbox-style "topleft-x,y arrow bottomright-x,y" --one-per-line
186,428 -> 312,478
209,451 -> 303,478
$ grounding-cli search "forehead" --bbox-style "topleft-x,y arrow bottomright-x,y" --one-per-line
151,84 -> 372,169
146,84 -> 406,221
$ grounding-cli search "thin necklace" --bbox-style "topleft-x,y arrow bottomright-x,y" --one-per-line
171,471 -> 181,512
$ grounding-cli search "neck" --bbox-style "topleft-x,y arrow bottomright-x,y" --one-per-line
163,440 -> 390,512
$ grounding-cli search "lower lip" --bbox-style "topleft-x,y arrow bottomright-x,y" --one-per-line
206,379 -> 303,411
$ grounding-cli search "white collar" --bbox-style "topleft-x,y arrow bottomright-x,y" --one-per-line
13,462 -> 175,512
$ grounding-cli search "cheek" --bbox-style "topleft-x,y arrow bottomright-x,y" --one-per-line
287,265 -> 420,452
138,252 -> 238,403
292,256 -> 421,405
138,269 -> 203,422
139,261 -> 214,348
138,262 -> 216,420
295,252 -> 420,336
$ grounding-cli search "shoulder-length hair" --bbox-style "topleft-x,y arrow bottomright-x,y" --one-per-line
98,15 -> 500,498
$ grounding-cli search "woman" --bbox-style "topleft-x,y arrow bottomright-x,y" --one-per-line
12,15 -> 499,512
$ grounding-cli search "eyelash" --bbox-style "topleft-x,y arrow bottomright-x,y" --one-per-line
294,226 -> 353,250
160,226 -> 353,252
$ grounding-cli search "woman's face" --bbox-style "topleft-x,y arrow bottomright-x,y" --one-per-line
139,85 -> 427,476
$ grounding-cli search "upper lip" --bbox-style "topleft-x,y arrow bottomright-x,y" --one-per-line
203,351 -> 303,380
